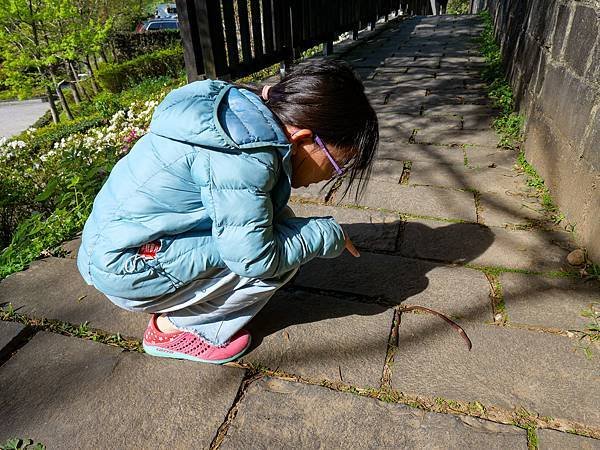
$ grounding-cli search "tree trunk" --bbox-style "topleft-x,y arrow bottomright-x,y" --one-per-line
83,56 -> 100,94
69,60 -> 91,101
64,61 -> 81,105
91,54 -> 99,71
49,67 -> 74,121
99,47 -> 110,64
55,82 -> 74,120
109,41 -> 119,64
45,85 -> 60,124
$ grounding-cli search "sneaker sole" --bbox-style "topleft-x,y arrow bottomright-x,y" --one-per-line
143,336 -> 251,365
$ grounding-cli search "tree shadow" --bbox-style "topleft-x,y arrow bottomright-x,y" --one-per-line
247,220 -> 494,349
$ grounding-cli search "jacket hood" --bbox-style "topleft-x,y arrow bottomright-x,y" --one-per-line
149,80 -> 291,151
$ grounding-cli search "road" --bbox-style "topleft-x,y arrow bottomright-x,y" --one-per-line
0,98 -> 49,139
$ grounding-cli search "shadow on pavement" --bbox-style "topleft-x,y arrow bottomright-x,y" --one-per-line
248,220 -> 494,349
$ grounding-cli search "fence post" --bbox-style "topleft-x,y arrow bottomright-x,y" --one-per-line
175,0 -> 204,81
190,0 -> 229,79
429,0 -> 437,15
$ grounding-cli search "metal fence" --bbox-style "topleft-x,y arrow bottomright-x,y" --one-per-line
175,0 -> 432,81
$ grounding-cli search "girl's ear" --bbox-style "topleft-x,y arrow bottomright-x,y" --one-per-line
288,128 -> 313,143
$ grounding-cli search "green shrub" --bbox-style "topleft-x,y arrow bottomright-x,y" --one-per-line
110,30 -> 182,60
27,116 -> 107,152
447,0 -> 470,14
97,46 -> 184,93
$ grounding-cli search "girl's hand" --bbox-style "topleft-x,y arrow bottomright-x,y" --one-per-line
344,232 -> 360,257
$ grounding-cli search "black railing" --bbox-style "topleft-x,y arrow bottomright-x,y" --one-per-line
175,0 -> 432,81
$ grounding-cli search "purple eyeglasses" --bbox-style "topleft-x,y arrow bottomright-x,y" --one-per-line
314,135 -> 345,176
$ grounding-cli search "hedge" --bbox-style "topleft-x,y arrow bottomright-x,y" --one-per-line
110,30 -> 182,61
97,46 -> 184,93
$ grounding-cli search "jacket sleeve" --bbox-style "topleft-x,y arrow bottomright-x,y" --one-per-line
194,150 -> 345,279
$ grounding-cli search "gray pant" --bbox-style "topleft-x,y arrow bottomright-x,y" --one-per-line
107,266 -> 297,345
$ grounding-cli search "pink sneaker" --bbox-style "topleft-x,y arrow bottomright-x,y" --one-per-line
142,315 -> 251,364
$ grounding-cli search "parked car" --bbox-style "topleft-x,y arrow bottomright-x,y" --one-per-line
135,19 -> 179,33
154,3 -> 177,19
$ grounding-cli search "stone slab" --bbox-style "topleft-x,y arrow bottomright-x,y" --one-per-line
335,182 -> 477,222
368,158 -> 406,182
59,237 -> 81,258
478,192 -> 546,227
376,142 -> 467,164
220,378 -> 527,449
392,316 -> 600,427
399,218 -> 573,272
378,113 -> 461,142
295,252 -> 493,323
288,202 -> 401,252
242,290 -> 392,387
0,257 -> 148,338
412,128 -> 499,147
408,162 -> 529,195
0,321 -> 25,354
423,104 -> 501,117
466,147 -> 519,171
0,332 -> 245,448
538,429 -> 600,450
502,273 -> 600,330
462,114 -> 497,130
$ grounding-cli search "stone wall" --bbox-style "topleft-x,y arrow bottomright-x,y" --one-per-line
470,0 -> 600,261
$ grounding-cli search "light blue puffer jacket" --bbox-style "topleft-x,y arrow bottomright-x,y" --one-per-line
77,80 -> 345,299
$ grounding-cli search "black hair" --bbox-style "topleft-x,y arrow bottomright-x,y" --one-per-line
240,60 -> 378,202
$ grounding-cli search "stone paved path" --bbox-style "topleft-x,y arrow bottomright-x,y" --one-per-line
1,14 -> 600,449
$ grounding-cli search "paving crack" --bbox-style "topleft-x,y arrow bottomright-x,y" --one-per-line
209,370 -> 263,450
0,306 -> 143,352
485,272 -> 507,324
399,160 -> 412,184
380,308 -> 400,389
473,189 -> 483,224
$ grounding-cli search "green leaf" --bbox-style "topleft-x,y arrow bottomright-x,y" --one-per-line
35,179 -> 59,202
67,175 -> 80,188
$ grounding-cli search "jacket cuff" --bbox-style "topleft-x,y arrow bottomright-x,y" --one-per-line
318,218 -> 346,258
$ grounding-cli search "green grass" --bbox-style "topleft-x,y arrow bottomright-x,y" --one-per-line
516,151 -> 564,224
575,303 -> 599,359
527,427 -> 540,450
476,11 -> 567,227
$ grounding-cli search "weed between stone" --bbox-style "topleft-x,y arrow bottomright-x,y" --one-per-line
0,303 -> 142,352
463,263 -> 576,279
233,361 -> 600,439
2,303 -> 598,440
573,303 -> 600,359
526,426 -> 539,450
476,11 -> 568,228
515,151 -> 565,225
485,272 -> 507,323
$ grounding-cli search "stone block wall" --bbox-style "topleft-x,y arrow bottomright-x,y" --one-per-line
470,0 -> 600,261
